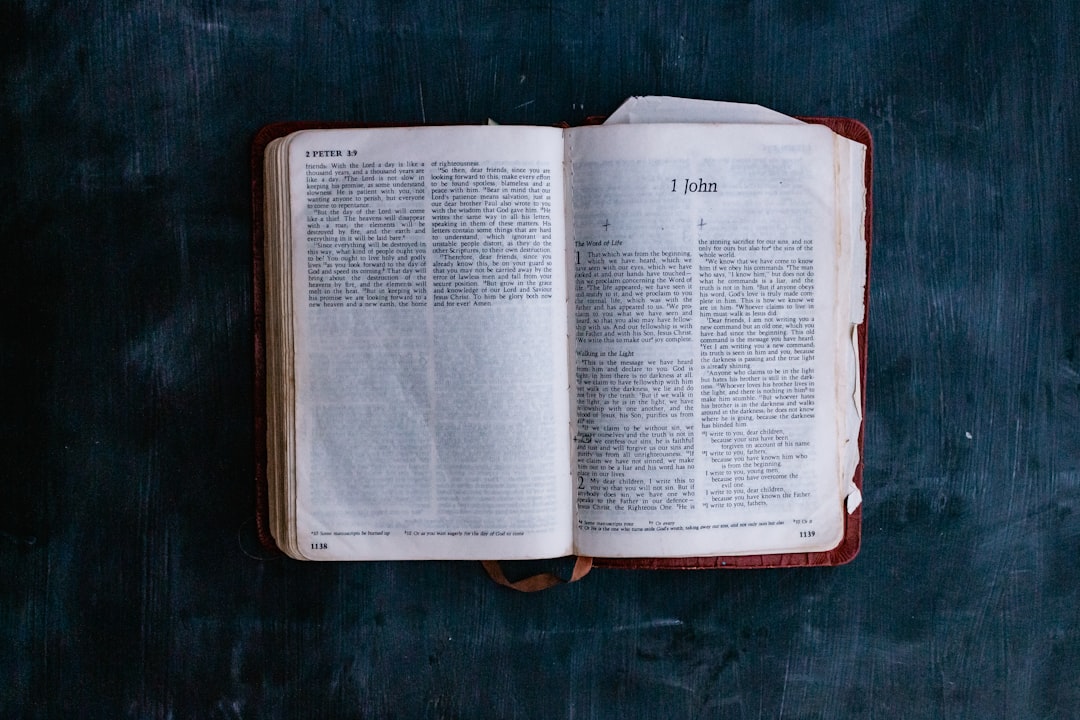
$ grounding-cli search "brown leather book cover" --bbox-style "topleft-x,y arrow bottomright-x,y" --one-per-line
251,115 -> 872,567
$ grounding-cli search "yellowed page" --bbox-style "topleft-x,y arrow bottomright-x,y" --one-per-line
277,125 -> 572,560
565,123 -> 849,557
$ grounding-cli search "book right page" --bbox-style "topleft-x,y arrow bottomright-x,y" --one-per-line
566,123 -> 857,558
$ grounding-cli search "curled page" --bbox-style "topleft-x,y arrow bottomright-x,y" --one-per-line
604,96 -> 804,126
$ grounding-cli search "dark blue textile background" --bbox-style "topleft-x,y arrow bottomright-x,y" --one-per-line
2,2 -> 1078,717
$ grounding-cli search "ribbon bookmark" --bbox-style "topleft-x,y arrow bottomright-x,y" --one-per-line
481,556 -> 593,592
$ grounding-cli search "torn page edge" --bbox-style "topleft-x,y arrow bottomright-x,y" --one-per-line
843,141 -> 867,515
844,324 -> 863,514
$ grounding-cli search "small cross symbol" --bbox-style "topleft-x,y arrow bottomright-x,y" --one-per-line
602,218 -> 611,231
698,218 -> 706,230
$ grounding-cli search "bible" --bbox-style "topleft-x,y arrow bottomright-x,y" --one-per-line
253,97 -> 871,567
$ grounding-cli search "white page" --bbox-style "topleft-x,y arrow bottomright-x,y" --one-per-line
284,126 -> 572,560
608,95 -> 869,519
604,96 -> 804,126
565,123 -> 847,557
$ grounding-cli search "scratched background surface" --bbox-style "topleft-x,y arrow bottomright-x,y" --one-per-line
3,2 -> 1079,717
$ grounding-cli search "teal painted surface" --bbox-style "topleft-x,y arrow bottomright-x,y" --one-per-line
2,2 -> 1079,717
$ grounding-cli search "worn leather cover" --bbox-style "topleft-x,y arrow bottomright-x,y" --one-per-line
251,116 -> 872,567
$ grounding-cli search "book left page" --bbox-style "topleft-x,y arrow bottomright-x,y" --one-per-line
274,126 -> 572,560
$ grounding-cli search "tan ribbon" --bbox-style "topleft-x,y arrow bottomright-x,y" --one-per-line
481,556 -> 593,592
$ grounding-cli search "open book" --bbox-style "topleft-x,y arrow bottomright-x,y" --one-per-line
253,97 -> 871,566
